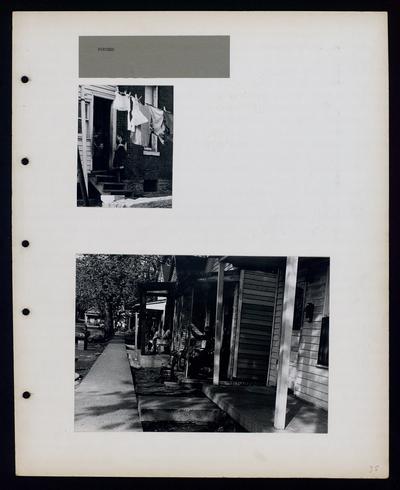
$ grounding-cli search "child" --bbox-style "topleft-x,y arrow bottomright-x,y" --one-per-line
113,134 -> 127,168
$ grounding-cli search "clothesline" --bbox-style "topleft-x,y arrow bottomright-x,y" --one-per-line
115,89 -> 142,102
113,90 -> 173,146
115,90 -> 172,114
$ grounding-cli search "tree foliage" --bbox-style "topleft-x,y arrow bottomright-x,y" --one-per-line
76,254 -> 161,333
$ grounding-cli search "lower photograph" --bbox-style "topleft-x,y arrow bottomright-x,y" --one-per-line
75,255 -> 330,433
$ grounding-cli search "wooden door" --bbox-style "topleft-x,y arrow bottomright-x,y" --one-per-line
234,270 -> 278,383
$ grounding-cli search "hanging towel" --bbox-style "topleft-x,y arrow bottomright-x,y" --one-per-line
114,92 -> 130,111
136,103 -> 151,147
163,110 -> 173,143
127,97 -> 149,131
148,105 -> 166,143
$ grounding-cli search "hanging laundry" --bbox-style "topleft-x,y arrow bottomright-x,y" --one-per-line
127,97 -> 149,131
138,103 -> 151,147
131,103 -> 151,147
163,110 -> 173,143
147,105 -> 166,143
114,92 -> 130,111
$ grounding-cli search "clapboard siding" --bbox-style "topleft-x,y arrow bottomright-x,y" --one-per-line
297,362 -> 329,378
235,270 -> 277,382
267,259 -> 329,411
78,136 -> 93,171
266,268 -> 285,386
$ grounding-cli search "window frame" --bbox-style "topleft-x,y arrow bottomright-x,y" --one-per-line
143,86 -> 160,156
78,99 -> 91,138
316,266 -> 330,368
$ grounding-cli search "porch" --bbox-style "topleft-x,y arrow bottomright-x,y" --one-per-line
136,255 -> 330,432
202,383 -> 328,433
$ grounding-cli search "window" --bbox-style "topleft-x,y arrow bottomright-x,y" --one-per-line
293,285 -> 305,330
143,86 -> 160,156
317,316 -> 329,366
317,266 -> 330,367
78,99 -> 90,136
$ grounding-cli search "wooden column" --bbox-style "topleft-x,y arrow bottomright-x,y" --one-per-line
274,256 -> 299,430
184,288 -> 194,379
134,312 -> 139,347
139,292 -> 147,355
213,262 -> 225,385
80,98 -> 89,193
227,282 -> 239,380
232,270 -> 245,378
204,287 -> 211,330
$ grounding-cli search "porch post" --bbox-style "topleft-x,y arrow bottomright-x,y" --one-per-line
184,288 -> 194,379
213,261 -> 225,385
274,256 -> 298,430
134,312 -> 139,347
80,97 -> 89,193
204,286 -> 211,330
139,291 -> 147,355
227,282 -> 240,380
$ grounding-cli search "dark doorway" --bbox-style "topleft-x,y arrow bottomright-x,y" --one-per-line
92,97 -> 112,171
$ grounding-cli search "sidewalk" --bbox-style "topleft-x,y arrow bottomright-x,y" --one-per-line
75,336 -> 142,431
109,196 -> 172,208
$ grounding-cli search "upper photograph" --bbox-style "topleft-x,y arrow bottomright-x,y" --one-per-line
77,85 -> 173,208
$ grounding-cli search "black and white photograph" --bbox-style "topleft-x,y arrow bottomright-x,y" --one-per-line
75,254 -> 329,433
77,85 -> 173,208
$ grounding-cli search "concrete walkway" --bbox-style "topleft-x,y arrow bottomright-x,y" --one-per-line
75,337 -> 142,431
110,196 -> 172,208
203,384 -> 328,433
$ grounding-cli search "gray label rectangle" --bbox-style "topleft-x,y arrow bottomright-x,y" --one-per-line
79,36 -> 230,78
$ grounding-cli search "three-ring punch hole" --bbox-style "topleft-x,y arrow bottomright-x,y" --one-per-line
21,158 -> 29,166
21,76 -> 29,84
22,240 -> 30,248
22,308 -> 30,316
22,391 -> 31,399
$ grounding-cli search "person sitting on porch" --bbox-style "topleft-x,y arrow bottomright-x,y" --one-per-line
152,330 -> 160,354
160,328 -> 171,353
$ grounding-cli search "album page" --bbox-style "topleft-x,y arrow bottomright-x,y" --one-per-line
12,11 -> 388,477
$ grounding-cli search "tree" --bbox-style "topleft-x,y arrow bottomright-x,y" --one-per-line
76,254 -> 161,337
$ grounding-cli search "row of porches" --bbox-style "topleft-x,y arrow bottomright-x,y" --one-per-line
137,257 -> 299,431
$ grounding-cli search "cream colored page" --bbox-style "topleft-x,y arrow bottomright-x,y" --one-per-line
13,11 -> 388,477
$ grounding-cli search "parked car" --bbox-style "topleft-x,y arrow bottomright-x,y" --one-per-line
75,324 -> 90,348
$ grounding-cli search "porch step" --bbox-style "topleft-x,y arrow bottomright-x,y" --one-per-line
88,173 -> 130,197
102,182 -> 126,191
137,395 -> 224,424
102,188 -> 128,195
134,366 -> 224,426
96,175 -> 117,183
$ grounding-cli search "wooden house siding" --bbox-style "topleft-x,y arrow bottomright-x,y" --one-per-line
267,270 -> 285,386
78,136 -> 93,171
235,270 -> 277,383
267,260 -> 329,411
77,85 -> 117,172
